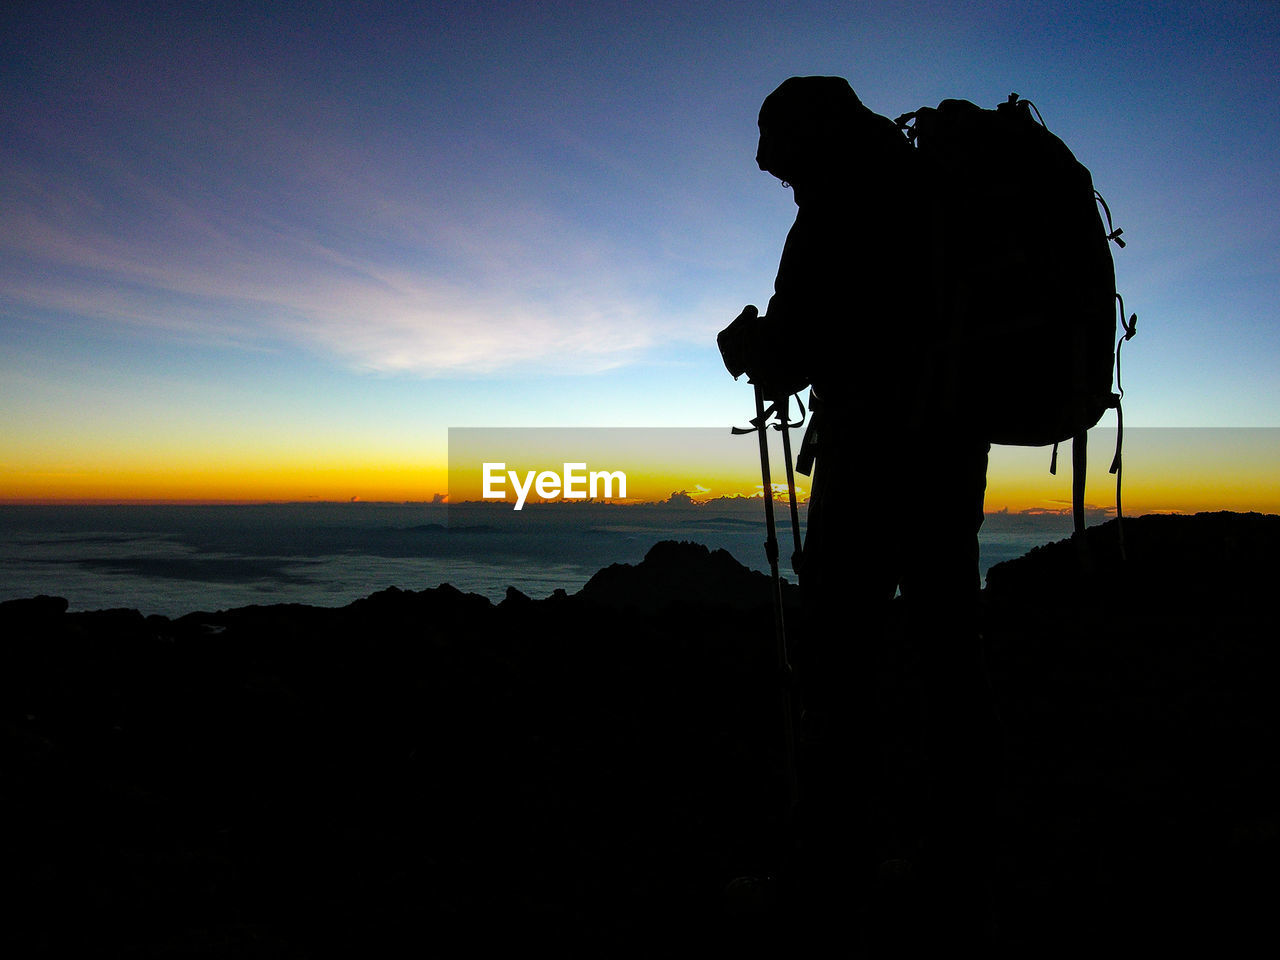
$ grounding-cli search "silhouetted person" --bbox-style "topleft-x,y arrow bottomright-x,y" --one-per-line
719,76 -> 1001,941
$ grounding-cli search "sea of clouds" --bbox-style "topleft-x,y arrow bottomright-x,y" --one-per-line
0,502 -> 1080,617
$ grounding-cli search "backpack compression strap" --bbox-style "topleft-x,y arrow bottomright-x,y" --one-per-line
1096,190 -> 1127,248
1109,294 -> 1139,557
1073,430 -> 1088,540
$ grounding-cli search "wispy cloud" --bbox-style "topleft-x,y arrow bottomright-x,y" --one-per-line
0,97 -> 725,378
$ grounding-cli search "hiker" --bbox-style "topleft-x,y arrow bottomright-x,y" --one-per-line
717,76 -> 1002,934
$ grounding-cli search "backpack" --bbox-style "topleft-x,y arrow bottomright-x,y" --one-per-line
896,93 -> 1137,539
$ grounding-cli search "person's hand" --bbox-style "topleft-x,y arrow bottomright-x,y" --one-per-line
717,304 -> 759,379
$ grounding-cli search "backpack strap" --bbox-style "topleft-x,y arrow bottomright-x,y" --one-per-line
1072,429 -> 1088,541
1096,190 -> 1127,248
1009,93 -> 1048,129
893,111 -> 918,142
1108,293 -> 1138,558
1071,429 -> 1097,569
795,389 -> 821,477
1113,293 -> 1138,399
1110,395 -> 1126,559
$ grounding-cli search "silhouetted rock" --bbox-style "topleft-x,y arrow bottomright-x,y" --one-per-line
500,585 -> 532,607
986,511 -> 1280,607
577,539 -> 797,612
0,593 -> 68,620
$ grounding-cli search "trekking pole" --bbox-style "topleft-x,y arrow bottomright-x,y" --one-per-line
732,383 -> 800,831
773,391 -> 805,574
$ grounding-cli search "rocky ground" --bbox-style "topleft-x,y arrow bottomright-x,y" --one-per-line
3,513 -> 1277,955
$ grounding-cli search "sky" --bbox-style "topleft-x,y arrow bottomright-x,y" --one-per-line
2,0 -> 1278,507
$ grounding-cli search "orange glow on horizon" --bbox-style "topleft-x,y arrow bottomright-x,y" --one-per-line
2,430 -> 1276,514
0,461 -> 450,506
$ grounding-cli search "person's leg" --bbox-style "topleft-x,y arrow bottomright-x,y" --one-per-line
794,449 -> 899,917
900,439 -> 1003,940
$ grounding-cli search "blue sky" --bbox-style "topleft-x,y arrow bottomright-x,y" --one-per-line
2,0 -> 1278,500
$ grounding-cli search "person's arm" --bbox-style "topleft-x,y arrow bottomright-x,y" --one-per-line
717,220 -> 814,395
